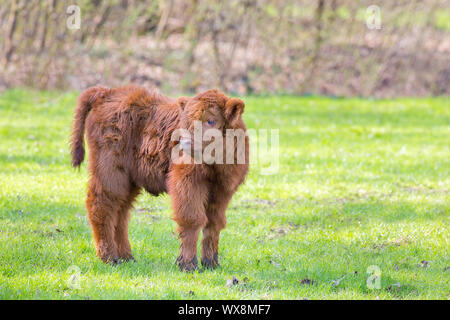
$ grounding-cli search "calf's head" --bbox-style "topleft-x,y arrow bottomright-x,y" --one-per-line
174,89 -> 246,162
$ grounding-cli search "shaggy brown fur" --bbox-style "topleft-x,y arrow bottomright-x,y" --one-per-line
71,85 -> 249,271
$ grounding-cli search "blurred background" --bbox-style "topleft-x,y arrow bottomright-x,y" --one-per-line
0,0 -> 449,97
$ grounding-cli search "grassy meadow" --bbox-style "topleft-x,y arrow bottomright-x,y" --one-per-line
0,89 -> 448,299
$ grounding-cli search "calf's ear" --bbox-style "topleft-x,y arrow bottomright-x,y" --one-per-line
224,98 -> 245,126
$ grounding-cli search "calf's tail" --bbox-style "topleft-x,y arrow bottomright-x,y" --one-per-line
70,86 -> 108,167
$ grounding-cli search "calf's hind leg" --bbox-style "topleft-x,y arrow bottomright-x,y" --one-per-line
114,187 -> 140,261
86,181 -> 121,263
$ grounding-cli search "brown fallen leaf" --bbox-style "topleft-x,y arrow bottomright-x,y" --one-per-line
270,227 -> 287,235
419,260 -> 430,268
299,278 -> 314,285
226,276 -> 240,287
388,282 -> 401,291
331,275 -> 346,287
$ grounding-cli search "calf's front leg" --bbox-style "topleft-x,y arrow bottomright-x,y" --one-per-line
201,191 -> 232,269
168,169 -> 208,272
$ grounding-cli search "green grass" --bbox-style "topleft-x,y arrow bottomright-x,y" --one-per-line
0,89 -> 449,300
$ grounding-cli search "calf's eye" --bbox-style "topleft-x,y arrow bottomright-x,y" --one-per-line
207,119 -> 215,126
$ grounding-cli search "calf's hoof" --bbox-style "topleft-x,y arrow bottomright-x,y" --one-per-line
99,254 -> 120,265
176,254 -> 198,272
118,253 -> 135,262
201,252 -> 219,269
97,242 -> 119,265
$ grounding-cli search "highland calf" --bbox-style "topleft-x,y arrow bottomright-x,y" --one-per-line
71,85 -> 249,271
